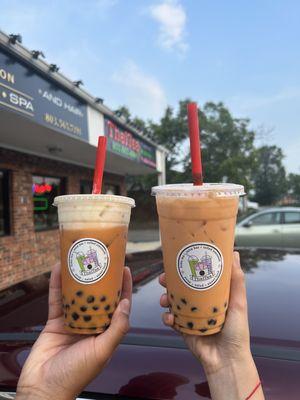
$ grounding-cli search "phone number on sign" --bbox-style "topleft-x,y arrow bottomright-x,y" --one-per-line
44,113 -> 82,136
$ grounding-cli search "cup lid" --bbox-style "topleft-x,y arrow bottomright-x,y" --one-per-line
151,183 -> 245,198
53,194 -> 135,207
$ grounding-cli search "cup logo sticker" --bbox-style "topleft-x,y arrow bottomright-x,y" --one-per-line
68,238 -> 110,284
177,242 -> 223,290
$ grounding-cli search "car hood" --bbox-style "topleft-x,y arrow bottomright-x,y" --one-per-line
1,248 -> 300,346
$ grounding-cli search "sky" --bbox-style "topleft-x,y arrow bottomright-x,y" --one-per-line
0,0 -> 299,173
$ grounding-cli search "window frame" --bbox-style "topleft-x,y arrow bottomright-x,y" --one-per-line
248,211 -> 282,226
32,174 -> 66,232
283,211 -> 300,225
0,169 -> 11,237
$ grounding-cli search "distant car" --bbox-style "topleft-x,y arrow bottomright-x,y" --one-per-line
235,207 -> 300,248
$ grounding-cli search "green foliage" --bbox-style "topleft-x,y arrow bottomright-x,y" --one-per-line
288,173 -> 300,200
252,145 -> 287,205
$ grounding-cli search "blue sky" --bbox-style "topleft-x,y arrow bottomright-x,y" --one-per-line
0,0 -> 299,173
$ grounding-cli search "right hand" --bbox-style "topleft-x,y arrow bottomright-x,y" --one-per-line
159,252 -> 265,399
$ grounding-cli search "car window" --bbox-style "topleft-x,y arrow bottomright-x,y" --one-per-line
284,212 -> 300,224
250,212 -> 281,226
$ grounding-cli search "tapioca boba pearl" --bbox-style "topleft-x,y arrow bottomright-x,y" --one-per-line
213,307 -> 218,313
104,304 -> 111,311
181,298 -> 187,305
65,304 -> 70,310
72,312 -> 79,321
177,305 -> 181,310
191,307 -> 198,312
83,315 -> 92,322
208,319 -> 217,326
199,328 -> 207,333
76,291 -> 83,297
108,313 -> 113,319
174,313 -> 178,318
170,293 -> 174,300
71,299 -> 75,305
92,306 -> 99,311
187,322 -> 194,329
80,306 -> 87,312
87,295 -> 95,303
100,296 -> 106,302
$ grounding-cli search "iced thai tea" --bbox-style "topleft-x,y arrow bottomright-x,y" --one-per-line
54,194 -> 135,334
152,183 -> 244,336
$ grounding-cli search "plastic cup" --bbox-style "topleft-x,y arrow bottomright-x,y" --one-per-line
152,183 -> 244,336
54,194 -> 135,334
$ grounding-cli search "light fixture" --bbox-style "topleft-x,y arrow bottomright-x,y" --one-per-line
31,50 -> 45,59
73,80 -> 83,87
49,64 -> 59,73
9,34 -> 22,44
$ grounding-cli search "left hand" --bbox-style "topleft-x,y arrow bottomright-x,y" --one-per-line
16,264 -> 132,400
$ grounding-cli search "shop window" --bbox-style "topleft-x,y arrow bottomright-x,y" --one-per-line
103,183 -> 120,195
0,170 -> 10,236
32,175 -> 65,231
80,180 -> 93,194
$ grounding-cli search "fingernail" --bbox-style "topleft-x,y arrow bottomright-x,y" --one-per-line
120,298 -> 130,316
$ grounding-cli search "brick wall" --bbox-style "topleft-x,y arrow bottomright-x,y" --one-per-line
0,147 -> 125,290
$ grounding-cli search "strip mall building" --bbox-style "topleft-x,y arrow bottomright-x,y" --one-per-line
0,31 -> 167,290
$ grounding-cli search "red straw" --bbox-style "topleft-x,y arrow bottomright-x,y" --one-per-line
92,136 -> 107,194
187,102 -> 203,185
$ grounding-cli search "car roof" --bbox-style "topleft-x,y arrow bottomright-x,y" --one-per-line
256,207 -> 300,213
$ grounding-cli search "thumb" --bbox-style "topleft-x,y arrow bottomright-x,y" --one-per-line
95,298 -> 130,360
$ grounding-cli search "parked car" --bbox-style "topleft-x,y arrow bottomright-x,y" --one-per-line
235,207 -> 300,248
0,248 -> 300,399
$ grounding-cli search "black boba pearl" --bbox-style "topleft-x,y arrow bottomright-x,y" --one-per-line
71,299 -> 75,305
170,293 -> 174,300
174,314 -> 178,318
100,296 -> 106,302
65,304 -> 70,310
87,264 -> 93,270
181,298 -> 187,305
80,306 -> 87,312
200,270 -> 205,276
213,307 -> 218,313
87,295 -> 95,303
191,307 -> 198,312
76,291 -> 83,297
72,312 -> 79,321
104,304 -> 111,311
108,313 -> 113,319
177,305 -> 181,310
200,328 -> 207,333
83,315 -> 92,322
187,322 -> 194,329
92,306 -> 99,311
208,319 -> 217,326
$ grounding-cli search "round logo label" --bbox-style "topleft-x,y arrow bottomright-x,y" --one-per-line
177,242 -> 223,290
68,238 -> 110,284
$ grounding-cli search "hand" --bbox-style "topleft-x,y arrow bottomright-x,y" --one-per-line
16,264 -> 132,400
159,251 -> 265,400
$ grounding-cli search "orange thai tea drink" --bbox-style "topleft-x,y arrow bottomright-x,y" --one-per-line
152,183 -> 244,335
54,194 -> 135,334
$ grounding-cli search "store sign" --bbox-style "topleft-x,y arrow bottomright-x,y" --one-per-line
0,49 -> 88,140
105,119 -> 156,169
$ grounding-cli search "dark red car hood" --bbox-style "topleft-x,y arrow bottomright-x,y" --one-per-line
0,248 -> 300,399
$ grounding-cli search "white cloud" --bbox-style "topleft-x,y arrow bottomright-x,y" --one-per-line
149,0 -> 188,53
112,60 -> 167,121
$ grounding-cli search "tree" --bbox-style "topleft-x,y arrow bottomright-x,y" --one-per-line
183,102 -> 256,191
252,145 -> 287,205
288,173 -> 300,200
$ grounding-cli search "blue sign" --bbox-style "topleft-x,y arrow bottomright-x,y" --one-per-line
0,48 -> 88,140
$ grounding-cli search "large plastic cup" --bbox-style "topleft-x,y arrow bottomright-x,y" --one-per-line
54,194 -> 135,334
152,183 -> 244,336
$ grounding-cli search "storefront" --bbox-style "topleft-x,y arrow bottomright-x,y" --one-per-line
0,31 -> 167,289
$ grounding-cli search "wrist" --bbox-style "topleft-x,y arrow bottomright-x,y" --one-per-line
204,352 -> 264,400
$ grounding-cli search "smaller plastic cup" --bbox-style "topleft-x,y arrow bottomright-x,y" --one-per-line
54,194 -> 135,334
152,183 -> 244,336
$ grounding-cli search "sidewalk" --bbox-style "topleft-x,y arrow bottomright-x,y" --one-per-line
126,229 -> 161,254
